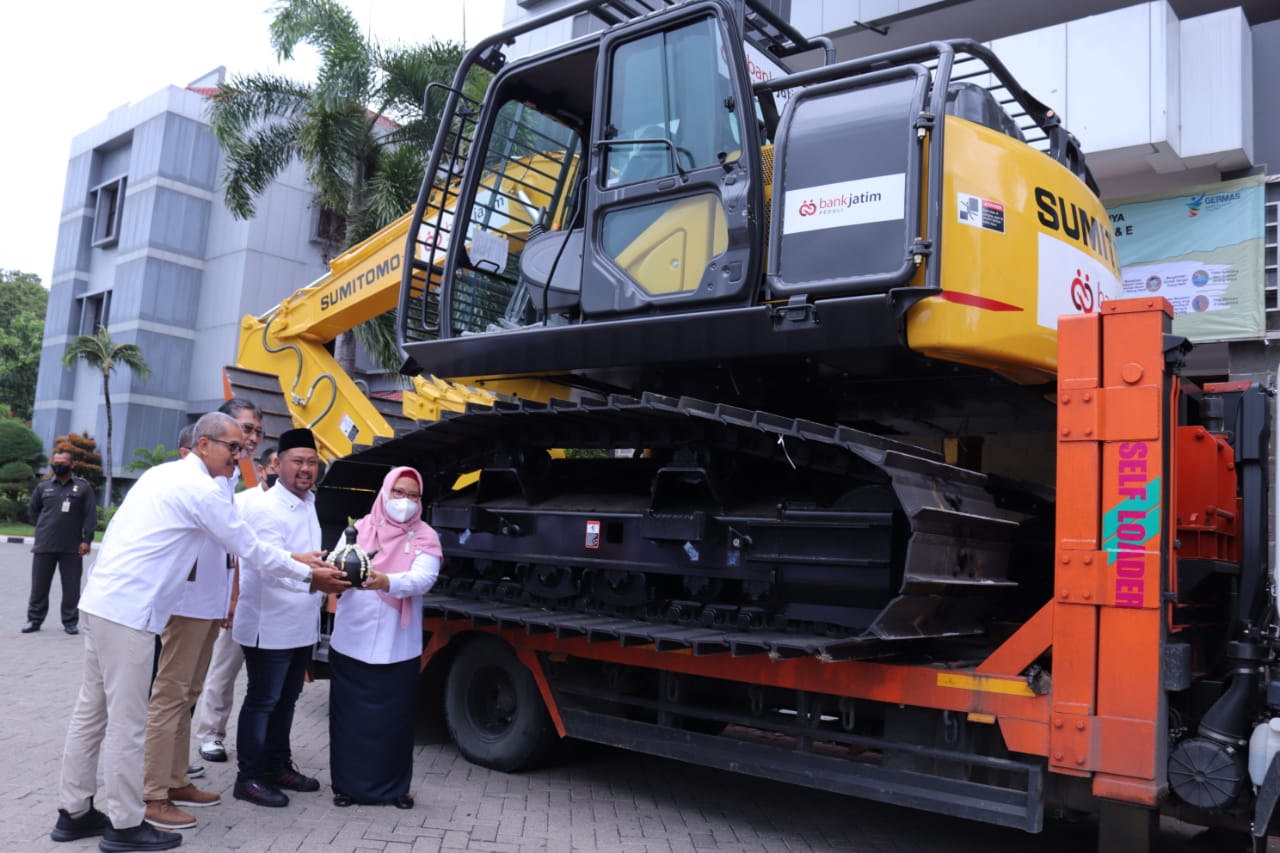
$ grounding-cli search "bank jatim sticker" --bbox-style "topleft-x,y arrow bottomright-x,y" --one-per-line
584,520 -> 601,549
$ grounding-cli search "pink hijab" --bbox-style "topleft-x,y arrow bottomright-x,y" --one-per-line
354,466 -> 443,627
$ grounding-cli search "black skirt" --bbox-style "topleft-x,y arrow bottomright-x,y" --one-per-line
328,648 -> 418,802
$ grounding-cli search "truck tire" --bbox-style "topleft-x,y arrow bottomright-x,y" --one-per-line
444,634 -> 557,772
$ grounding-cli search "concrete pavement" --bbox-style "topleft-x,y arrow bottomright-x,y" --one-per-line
0,541 -> 1261,852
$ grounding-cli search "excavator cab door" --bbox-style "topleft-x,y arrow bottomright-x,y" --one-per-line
581,1 -> 764,317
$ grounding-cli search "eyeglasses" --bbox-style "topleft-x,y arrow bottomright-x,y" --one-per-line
207,437 -> 245,455
237,422 -> 265,439
389,487 -> 421,501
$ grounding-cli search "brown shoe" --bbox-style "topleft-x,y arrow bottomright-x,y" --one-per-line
168,783 -> 221,807
144,799 -> 196,830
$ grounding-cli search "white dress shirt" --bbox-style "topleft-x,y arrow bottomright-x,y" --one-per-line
329,542 -> 441,665
232,484 -> 323,650
171,476 -> 238,621
80,454 -> 311,634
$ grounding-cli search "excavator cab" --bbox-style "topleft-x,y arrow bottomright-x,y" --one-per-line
414,4 -> 763,341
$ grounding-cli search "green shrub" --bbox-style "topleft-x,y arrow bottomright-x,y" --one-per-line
0,496 -> 16,521
96,503 -> 120,533
0,459 -> 34,502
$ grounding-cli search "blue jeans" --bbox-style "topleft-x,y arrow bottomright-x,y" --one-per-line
236,645 -> 310,781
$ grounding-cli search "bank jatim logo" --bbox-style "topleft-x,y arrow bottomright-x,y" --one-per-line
1070,268 -> 1097,314
798,199 -> 817,217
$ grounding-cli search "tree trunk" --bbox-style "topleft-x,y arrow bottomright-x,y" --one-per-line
334,156 -> 368,379
334,330 -> 358,376
102,369 -> 113,508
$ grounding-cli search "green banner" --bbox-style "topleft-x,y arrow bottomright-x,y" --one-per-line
1106,174 -> 1265,341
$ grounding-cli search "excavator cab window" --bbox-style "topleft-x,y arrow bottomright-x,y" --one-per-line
580,11 -> 760,316
603,17 -> 741,187
446,100 -> 584,334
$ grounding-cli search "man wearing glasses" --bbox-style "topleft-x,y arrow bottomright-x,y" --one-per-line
139,400 -> 267,831
52,412 -> 350,852
194,442 -> 278,768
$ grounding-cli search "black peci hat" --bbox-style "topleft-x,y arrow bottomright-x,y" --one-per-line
277,428 -> 317,454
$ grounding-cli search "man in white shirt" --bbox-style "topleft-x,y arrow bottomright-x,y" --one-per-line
194,444 -> 278,766
51,413 -> 349,852
231,428 -> 327,808
140,401 -> 266,831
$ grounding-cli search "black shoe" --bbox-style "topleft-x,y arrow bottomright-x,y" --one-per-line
333,794 -> 354,808
65,624 -> 79,635
21,621 -> 40,633
271,763 -> 320,792
233,778 -> 289,808
393,794 -> 414,810
98,820 -> 182,852
50,800 -> 111,841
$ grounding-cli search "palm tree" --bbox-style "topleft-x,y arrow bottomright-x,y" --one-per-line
125,444 -> 178,473
62,327 -> 151,505
206,0 -> 468,372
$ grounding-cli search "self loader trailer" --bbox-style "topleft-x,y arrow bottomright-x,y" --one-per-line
311,2 -> 1278,849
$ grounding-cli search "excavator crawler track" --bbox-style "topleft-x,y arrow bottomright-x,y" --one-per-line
319,393 -> 1048,658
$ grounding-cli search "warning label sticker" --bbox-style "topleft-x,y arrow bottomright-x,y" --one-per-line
957,193 -> 1005,233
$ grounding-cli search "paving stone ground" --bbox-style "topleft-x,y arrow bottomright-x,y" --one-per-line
0,541 -> 1265,852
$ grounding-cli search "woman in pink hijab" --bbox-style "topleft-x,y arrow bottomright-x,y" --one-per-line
328,466 -> 442,809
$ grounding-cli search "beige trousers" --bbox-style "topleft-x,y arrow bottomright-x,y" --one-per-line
193,623 -> 245,744
142,615 -> 221,801
58,611 -> 155,828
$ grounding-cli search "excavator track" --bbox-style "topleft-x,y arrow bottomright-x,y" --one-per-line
319,393 -> 1050,661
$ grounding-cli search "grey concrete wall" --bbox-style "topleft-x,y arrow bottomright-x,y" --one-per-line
1252,19 -> 1280,171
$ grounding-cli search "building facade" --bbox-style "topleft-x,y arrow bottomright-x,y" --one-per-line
33,69 -> 332,496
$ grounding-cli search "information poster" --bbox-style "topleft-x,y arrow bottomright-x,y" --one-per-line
1106,174 -> 1265,341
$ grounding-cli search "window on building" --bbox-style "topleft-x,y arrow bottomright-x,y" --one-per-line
1265,186 -> 1278,333
311,203 -> 348,248
79,293 -> 110,336
91,177 -> 126,247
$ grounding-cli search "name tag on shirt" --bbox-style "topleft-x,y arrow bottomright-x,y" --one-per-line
61,499 -> 71,513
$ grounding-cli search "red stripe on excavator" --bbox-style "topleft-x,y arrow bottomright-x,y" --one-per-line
936,291 -> 1024,312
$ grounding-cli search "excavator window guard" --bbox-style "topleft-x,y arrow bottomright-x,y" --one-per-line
447,101 -> 584,336
402,81 -> 482,343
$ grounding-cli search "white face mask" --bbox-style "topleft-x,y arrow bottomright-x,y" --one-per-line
385,497 -> 418,523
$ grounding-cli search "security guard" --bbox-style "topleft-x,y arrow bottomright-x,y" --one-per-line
23,447 -> 97,634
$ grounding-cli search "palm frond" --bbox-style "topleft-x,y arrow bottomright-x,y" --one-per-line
206,74 -> 312,147
352,312 -> 407,377
113,344 -> 152,381
295,103 -> 369,213
362,145 -> 425,229
61,327 -> 152,381
270,0 -> 362,63
376,40 -> 466,118
220,120 -> 305,220
270,0 -> 374,113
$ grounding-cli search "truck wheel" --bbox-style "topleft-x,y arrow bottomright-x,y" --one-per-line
444,634 -> 557,772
